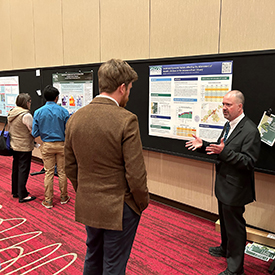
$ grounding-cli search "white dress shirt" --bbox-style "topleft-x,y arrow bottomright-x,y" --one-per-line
226,112 -> 245,139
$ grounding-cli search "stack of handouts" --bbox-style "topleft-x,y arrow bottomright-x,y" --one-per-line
245,242 -> 275,262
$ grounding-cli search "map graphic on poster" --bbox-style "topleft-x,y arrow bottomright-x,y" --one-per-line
0,76 -> 19,117
52,71 -> 93,115
149,61 -> 233,142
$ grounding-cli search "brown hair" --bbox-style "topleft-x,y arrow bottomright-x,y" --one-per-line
16,93 -> 31,110
98,59 -> 138,94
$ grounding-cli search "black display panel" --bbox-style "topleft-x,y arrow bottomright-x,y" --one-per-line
1,50 -> 275,174
126,51 -> 275,175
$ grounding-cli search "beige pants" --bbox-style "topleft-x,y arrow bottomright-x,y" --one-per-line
40,141 -> 68,202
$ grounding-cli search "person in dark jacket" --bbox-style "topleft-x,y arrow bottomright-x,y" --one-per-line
186,90 -> 261,275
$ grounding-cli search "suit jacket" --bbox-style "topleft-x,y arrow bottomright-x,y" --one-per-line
202,116 -> 261,206
64,97 -> 149,231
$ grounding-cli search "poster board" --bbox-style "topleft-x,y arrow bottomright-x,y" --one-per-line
0,76 -> 19,116
125,50 -> 275,175
148,61 -> 233,142
258,111 -> 275,146
52,71 -> 93,115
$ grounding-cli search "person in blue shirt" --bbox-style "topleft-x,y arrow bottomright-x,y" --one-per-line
32,85 -> 70,209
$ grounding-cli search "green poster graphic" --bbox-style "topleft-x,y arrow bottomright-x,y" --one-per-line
258,112 -> 275,146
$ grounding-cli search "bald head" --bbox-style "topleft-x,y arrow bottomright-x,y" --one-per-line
222,90 -> 244,121
228,90 -> 245,105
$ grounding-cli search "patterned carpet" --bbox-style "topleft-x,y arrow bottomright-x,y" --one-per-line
0,156 -> 272,274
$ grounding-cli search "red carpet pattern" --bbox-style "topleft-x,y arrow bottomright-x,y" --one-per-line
0,156 -> 272,274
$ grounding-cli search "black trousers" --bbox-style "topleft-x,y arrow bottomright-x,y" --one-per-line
12,150 -> 32,200
218,200 -> 246,274
83,203 -> 140,275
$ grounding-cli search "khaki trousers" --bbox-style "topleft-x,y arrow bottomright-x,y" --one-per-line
40,141 -> 68,202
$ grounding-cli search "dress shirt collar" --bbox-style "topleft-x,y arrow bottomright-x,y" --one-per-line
228,112 -> 245,132
96,94 -> 119,106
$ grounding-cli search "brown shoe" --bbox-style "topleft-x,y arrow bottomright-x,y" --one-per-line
61,196 -> 70,204
42,200 -> 53,209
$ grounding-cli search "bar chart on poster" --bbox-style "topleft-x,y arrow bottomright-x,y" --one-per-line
0,76 -> 19,117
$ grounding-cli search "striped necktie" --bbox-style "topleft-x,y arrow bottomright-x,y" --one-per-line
224,123 -> 230,142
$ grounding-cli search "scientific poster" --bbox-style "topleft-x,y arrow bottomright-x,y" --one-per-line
0,76 -> 19,116
149,61 -> 233,142
52,71 -> 93,115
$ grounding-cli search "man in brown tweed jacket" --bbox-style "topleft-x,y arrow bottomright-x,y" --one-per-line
65,59 -> 149,275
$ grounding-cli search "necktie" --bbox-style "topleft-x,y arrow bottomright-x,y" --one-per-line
223,123 -> 230,141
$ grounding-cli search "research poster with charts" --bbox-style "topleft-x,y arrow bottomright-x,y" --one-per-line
149,61 -> 233,142
0,76 -> 19,117
52,71 -> 93,115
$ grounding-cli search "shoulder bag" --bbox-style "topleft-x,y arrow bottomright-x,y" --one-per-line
0,118 -> 12,156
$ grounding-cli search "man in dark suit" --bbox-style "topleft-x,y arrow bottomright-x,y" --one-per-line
186,90 -> 261,275
64,59 -> 149,275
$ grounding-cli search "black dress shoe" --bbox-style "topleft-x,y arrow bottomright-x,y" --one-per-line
219,268 -> 244,275
13,194 -> 19,198
19,196 -> 36,203
209,246 -> 226,257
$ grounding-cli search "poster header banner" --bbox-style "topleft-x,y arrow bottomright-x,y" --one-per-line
149,61 -> 233,76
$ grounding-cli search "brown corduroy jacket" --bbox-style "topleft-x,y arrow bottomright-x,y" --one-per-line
64,97 -> 149,231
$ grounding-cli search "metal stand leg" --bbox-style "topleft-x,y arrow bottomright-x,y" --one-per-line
269,259 -> 275,274
30,167 -> 58,177
30,167 -> 45,176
